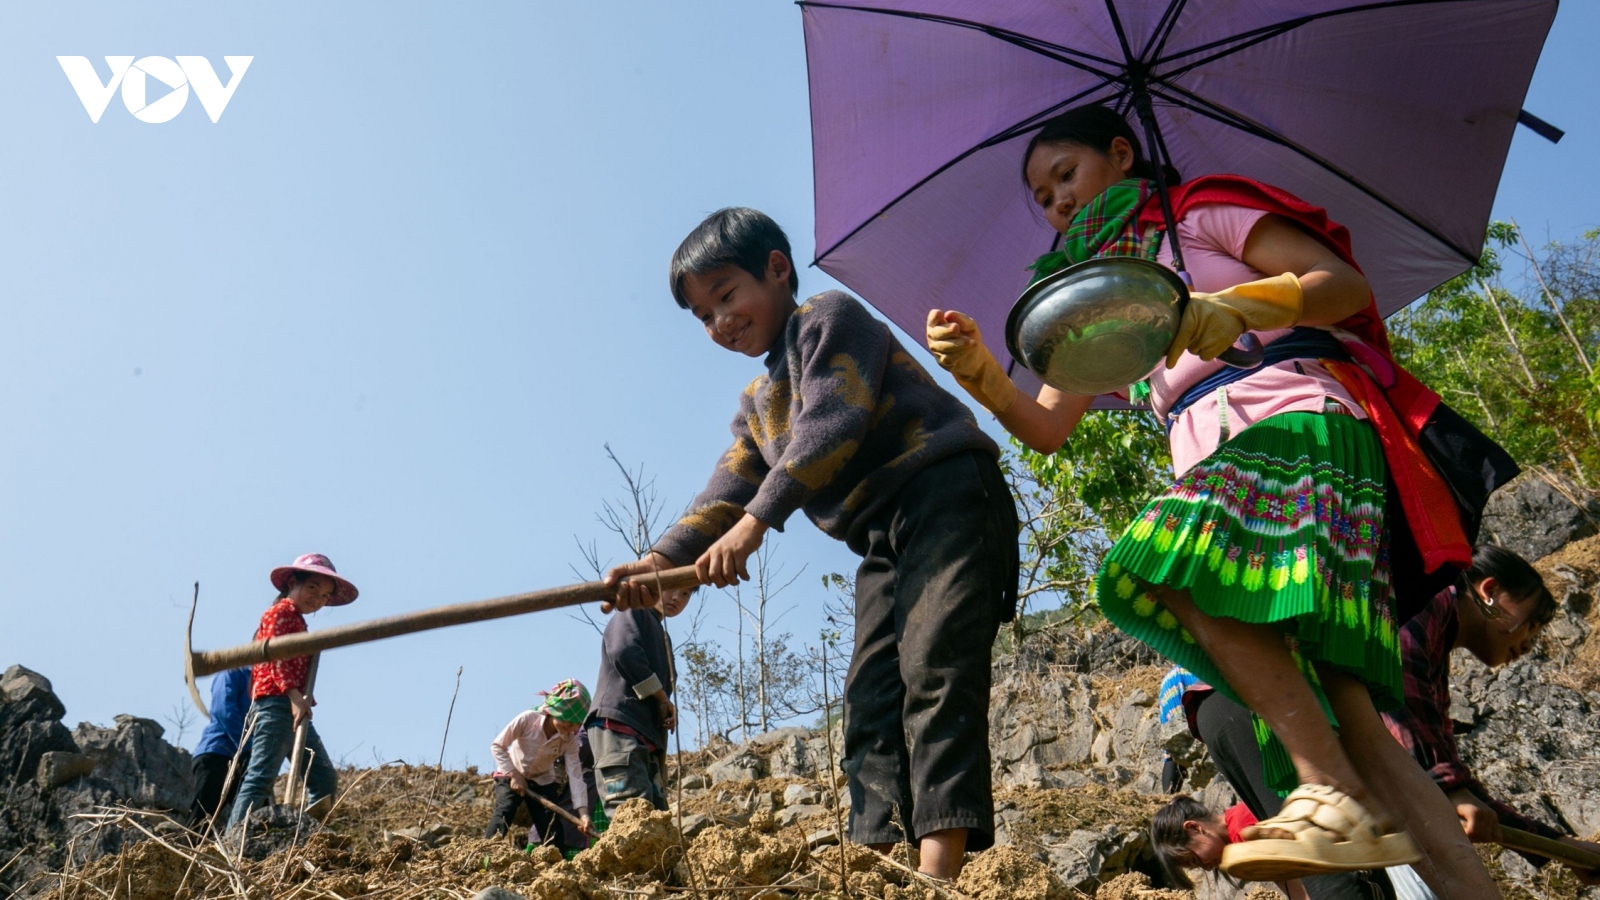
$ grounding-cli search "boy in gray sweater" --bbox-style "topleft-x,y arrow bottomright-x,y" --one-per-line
606,208 -> 1019,878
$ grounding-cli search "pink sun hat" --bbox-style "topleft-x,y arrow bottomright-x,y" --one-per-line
269,553 -> 359,606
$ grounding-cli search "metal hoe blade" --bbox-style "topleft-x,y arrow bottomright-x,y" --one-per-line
185,582 -> 211,720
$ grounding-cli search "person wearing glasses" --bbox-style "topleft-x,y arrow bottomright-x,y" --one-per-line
1381,544 -> 1600,897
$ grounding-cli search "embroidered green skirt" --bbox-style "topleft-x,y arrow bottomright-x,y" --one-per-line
1094,410 -> 1400,791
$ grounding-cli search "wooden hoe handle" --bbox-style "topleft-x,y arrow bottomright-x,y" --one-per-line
187,566 -> 702,678
1501,826 -> 1600,871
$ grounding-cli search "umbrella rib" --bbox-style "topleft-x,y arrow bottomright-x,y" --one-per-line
1102,0 -> 1137,68
1141,0 -> 1192,64
811,81 -> 1120,266
796,1 -> 1125,74
984,85 -> 1130,150
1152,0 -> 1483,75
1149,85 -> 1479,264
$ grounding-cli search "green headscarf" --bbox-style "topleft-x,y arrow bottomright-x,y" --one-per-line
538,679 -> 591,725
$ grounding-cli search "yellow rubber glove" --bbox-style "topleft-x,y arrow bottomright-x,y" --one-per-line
1166,273 -> 1304,368
925,309 -> 1018,414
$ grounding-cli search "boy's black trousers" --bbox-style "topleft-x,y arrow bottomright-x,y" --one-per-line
189,752 -> 242,832
842,449 -> 1018,851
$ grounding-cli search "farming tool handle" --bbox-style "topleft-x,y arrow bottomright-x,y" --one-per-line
1501,826 -> 1600,871
527,784 -> 599,840
282,653 -> 321,807
189,566 -> 702,677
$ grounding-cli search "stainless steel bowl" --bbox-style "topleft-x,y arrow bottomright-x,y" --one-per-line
1004,256 -> 1264,395
1005,257 -> 1187,395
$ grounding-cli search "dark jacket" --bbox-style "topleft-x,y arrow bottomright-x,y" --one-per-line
588,608 -> 674,750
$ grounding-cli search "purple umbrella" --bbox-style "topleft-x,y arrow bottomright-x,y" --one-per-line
800,0 -> 1558,376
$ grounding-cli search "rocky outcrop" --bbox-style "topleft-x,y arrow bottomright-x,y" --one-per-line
0,666 -> 193,897
1482,469 -> 1600,563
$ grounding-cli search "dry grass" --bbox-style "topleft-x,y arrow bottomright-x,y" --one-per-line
997,783 -> 1166,854
1088,666 -> 1164,706
1536,534 -> 1600,693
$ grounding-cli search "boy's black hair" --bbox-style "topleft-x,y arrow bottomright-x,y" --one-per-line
1467,543 -> 1556,626
1149,794 -> 1217,890
669,207 -> 799,308
1022,104 -> 1181,188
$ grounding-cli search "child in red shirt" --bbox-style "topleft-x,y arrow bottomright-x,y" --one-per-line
1152,796 -> 1315,899
226,553 -> 358,830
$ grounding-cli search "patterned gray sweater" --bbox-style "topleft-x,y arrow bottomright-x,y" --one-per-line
652,291 -> 998,564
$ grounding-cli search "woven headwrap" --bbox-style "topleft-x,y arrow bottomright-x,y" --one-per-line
1026,177 -> 1158,284
538,679 -> 591,725
1027,177 -> 1164,404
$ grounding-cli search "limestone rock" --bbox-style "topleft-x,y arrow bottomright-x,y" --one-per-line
36,750 -> 96,791
757,728 -> 816,779
1481,471 -> 1600,562
782,783 -> 819,807
675,812 -> 712,838
0,666 -> 78,790
706,746 -> 763,784
1040,825 -> 1144,893
72,715 -> 193,811
2,665 -> 68,723
776,803 -> 828,828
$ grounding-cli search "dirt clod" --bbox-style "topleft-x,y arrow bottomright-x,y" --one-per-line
1092,871 -> 1188,899
687,823 -> 807,888
956,844 -> 1071,900
576,798 -> 682,880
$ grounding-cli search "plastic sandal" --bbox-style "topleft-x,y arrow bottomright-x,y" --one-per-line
1220,784 -> 1421,882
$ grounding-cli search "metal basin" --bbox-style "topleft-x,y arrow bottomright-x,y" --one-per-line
1005,257 -> 1187,395
1005,256 -> 1264,395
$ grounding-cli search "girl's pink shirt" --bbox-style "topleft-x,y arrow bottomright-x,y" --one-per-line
1141,202 -> 1365,476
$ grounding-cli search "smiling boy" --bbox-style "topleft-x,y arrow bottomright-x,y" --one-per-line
606,207 -> 1019,878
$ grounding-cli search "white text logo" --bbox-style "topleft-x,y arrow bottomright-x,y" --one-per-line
57,56 -> 253,123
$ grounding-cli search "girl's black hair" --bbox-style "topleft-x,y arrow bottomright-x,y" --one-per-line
1021,104 -> 1181,188
1467,543 -> 1555,624
1149,794 -> 1217,890
276,569 -> 313,600
669,207 -> 799,309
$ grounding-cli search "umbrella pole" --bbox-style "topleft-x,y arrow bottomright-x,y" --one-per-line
1130,90 -> 1189,284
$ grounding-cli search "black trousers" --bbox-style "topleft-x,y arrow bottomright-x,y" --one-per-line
842,450 -> 1018,851
1194,692 -> 1396,900
484,777 -> 568,849
189,752 -> 243,832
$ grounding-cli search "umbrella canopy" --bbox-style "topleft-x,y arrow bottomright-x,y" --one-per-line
801,0 -> 1557,374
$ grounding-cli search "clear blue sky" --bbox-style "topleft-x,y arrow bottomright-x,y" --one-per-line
1,1 -> 1595,769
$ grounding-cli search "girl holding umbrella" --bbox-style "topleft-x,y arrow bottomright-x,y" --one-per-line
925,104 -> 1495,897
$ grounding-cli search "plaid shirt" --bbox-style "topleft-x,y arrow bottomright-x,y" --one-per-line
1382,586 -> 1565,846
